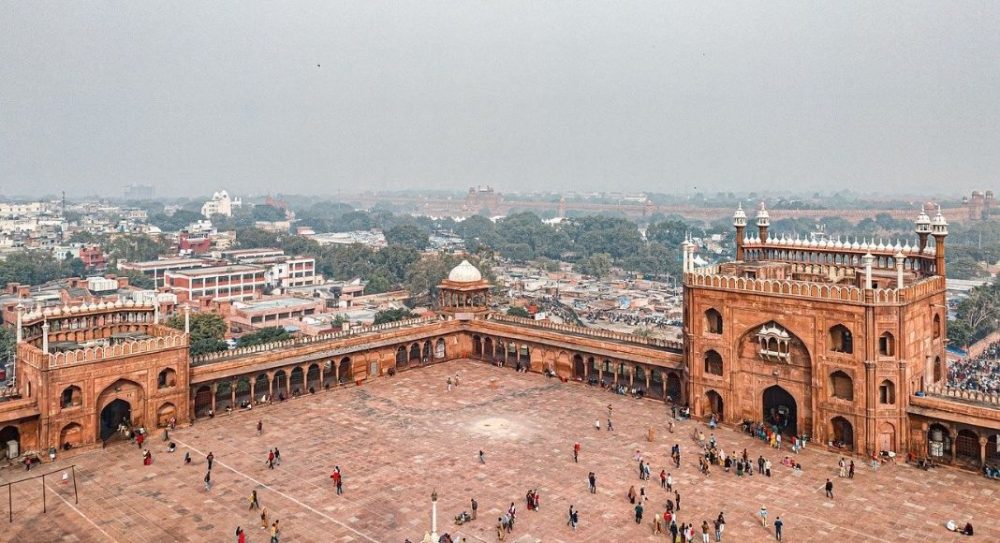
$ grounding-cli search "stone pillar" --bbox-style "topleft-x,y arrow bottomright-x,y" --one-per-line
895,252 -> 905,288
267,373 -> 274,399
41,321 -> 50,353
980,436 -> 988,467
210,383 -> 217,413
286,371 -> 292,396
183,304 -> 191,334
334,360 -> 340,384
249,380 -> 256,402
230,381 -> 237,408
863,253 -> 874,290
864,361 -> 877,455
319,364 -> 325,387
628,366 -> 634,387
15,303 -> 24,343
430,491 -> 439,541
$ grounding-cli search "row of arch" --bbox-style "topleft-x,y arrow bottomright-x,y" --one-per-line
193,358 -> 354,416
926,424 -> 1000,467
702,308 -> 940,357
394,339 -> 447,369
468,334 -> 686,403
191,336 -> 453,417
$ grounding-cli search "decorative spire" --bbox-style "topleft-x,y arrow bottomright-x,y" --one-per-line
915,204 -> 931,234
755,201 -> 770,227
733,202 -> 747,227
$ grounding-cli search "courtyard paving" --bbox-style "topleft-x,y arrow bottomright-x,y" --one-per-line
0,359 -> 997,542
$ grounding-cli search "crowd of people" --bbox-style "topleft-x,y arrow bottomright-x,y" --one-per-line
948,342 -> 1000,395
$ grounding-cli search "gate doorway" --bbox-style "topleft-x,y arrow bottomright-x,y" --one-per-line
762,385 -> 797,435
100,399 -> 132,441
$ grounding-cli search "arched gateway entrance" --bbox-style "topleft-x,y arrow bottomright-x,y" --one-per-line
100,399 -> 131,441
762,385 -> 797,435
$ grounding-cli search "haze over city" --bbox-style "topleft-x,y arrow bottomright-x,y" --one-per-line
3,1 -> 999,197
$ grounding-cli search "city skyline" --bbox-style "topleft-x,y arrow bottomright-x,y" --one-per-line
3,2 -> 999,196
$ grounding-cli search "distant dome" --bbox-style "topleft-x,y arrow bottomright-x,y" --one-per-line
447,260 -> 483,283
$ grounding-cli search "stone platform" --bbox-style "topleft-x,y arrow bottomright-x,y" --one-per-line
0,359 -> 996,542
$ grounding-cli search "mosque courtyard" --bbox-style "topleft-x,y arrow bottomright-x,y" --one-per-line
1,359 -> 997,542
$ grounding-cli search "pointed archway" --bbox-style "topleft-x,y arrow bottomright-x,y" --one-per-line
762,385 -> 797,435
100,399 -> 132,441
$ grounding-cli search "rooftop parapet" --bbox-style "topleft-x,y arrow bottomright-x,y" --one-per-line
487,313 -> 684,353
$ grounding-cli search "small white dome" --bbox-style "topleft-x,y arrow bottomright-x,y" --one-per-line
447,260 -> 483,283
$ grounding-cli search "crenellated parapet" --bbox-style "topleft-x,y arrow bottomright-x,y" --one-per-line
684,271 -> 945,305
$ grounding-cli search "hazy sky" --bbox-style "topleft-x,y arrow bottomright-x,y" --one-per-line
2,2 -> 998,197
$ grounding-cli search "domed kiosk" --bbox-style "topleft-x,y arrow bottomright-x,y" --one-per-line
438,260 -> 491,316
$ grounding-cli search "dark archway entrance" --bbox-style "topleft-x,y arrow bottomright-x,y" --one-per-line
100,399 -> 132,441
762,385 -> 797,435
0,426 -> 19,458
705,390 -> 724,421
572,354 -> 585,379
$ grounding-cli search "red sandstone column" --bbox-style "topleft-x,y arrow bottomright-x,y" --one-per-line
210,383 -> 217,413
980,437 -> 988,467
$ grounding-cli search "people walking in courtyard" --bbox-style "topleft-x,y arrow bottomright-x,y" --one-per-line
260,508 -> 268,530
471,497 -> 478,520
774,516 -> 783,541
273,447 -> 281,465
634,501 -> 643,524
267,449 -> 275,469
236,526 -> 245,543
479,450 -> 485,464
207,451 -> 214,470
849,460 -> 855,479
249,490 -> 260,510
715,512 -> 725,541
332,466 -> 343,494
595,419 -> 601,431
607,418 -> 614,431
825,478 -> 834,498
257,420 -> 263,435
204,471 -> 211,491
573,442 -> 580,462
759,505 -> 768,527
588,472 -> 596,493
701,520 -> 710,543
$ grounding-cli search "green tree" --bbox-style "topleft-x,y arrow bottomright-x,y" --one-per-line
148,209 -> 203,232
373,308 -> 414,325
0,250 -> 82,286
252,205 -> 286,222
507,306 -> 531,318
166,312 -> 227,351
576,253 -> 613,278
106,235 -> 169,264
237,326 -> 291,347
384,224 -> 430,250
0,326 -> 14,370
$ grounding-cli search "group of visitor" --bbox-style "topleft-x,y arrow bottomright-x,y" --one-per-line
948,343 -> 1000,395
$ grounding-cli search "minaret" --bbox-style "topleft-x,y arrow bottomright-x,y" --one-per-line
915,205 -> 931,252
931,207 -> 948,276
15,303 -> 24,343
733,203 -> 747,261
681,234 -> 694,273
755,202 -> 770,242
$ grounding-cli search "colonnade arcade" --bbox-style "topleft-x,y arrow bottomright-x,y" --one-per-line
191,336 -> 450,417
468,334 -> 686,404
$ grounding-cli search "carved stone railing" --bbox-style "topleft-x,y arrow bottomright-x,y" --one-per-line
190,317 -> 438,365
48,334 -> 188,367
684,273 -> 945,305
487,313 -> 683,352
921,382 -> 1000,406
